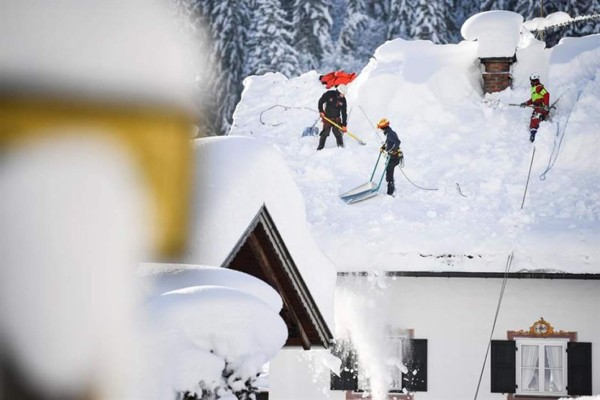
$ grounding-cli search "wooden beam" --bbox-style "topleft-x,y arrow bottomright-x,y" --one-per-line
247,231 -> 312,350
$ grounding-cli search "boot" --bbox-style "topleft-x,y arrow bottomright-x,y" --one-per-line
317,135 -> 327,151
387,182 -> 395,196
530,129 -> 537,143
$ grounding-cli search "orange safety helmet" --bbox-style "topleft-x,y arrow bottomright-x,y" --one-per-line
377,118 -> 390,129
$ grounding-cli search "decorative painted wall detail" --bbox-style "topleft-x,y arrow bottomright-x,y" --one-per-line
514,317 -> 565,337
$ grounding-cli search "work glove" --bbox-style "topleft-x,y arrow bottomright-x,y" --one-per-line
380,145 -> 386,153
520,102 -> 527,108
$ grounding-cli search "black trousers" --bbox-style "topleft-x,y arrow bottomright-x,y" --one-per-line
386,155 -> 401,183
317,120 -> 344,150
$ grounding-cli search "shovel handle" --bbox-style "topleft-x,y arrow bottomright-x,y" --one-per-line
321,115 -> 366,145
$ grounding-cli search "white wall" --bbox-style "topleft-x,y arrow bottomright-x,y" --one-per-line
335,276 -> 600,400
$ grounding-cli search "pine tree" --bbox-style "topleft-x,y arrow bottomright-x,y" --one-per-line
293,0 -> 334,71
339,0 -> 369,54
207,0 -> 251,133
442,0 -> 461,43
410,0 -> 451,43
171,0 -> 220,136
388,0 -> 414,40
514,0 -> 540,20
245,0 -> 300,78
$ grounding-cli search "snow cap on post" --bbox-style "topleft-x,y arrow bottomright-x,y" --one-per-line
461,11 -> 523,58
0,0 -> 200,112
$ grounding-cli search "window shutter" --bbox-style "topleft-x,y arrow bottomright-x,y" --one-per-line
490,340 -> 516,393
330,340 -> 358,391
402,338 -> 428,392
568,342 -> 592,395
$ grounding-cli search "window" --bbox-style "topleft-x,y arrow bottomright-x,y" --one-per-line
516,339 -> 567,396
491,340 -> 592,397
357,331 -> 405,392
331,334 -> 427,395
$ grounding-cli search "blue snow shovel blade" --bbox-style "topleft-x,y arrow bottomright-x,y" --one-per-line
341,189 -> 380,204
340,181 -> 379,204
302,126 -> 318,137
340,153 -> 389,204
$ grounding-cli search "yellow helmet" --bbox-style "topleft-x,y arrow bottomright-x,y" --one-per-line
377,118 -> 390,129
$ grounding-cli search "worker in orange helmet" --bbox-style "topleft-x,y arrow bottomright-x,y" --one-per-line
377,118 -> 403,196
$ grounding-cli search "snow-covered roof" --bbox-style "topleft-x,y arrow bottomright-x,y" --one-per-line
184,136 -> 337,329
230,25 -> 600,275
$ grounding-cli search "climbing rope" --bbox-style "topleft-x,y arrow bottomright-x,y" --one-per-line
521,146 -> 536,209
473,252 -> 514,400
358,105 -> 384,142
399,168 -> 438,191
259,104 -> 318,127
539,89 -> 583,180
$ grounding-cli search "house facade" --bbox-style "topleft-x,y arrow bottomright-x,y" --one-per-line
328,272 -> 599,400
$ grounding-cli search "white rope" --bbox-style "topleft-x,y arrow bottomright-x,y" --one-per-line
473,252 -> 514,400
521,146 -> 536,209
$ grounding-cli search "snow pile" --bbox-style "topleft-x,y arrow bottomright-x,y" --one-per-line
230,20 -> 600,274
134,264 -> 287,398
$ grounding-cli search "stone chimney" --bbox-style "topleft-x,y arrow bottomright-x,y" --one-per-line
461,11 -> 523,94
480,56 -> 516,93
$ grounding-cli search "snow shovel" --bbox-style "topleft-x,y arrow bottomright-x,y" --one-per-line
321,115 -> 366,145
508,97 -> 560,112
340,152 -> 389,204
302,117 -> 319,137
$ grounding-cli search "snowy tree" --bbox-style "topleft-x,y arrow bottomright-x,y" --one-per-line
245,0 -> 301,78
206,0 -> 251,133
514,0 -> 543,21
388,0 -> 414,40
410,0 -> 452,43
480,0 -> 521,12
293,0 -> 334,71
339,0 -> 370,54
170,0 -> 220,137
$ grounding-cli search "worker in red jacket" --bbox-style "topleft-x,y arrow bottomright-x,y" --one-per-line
520,73 -> 550,143
317,84 -> 348,150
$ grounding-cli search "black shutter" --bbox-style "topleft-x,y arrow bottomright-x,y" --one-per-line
330,340 -> 358,391
402,338 -> 428,392
490,340 -> 516,393
568,341 -> 592,395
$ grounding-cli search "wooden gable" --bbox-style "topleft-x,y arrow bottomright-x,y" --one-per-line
222,204 -> 333,350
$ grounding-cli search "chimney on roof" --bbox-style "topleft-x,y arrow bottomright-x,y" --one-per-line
480,55 -> 516,93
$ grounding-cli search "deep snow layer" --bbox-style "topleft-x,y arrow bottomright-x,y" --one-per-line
231,33 -> 600,274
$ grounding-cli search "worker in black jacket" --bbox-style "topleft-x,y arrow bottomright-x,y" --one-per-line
377,118 -> 402,196
317,84 -> 348,150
